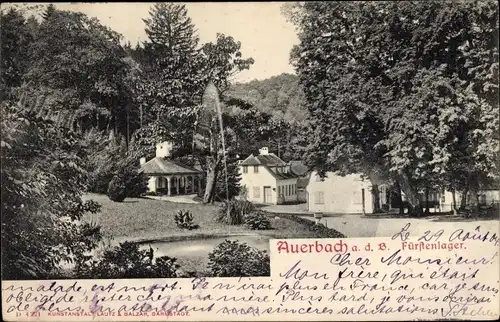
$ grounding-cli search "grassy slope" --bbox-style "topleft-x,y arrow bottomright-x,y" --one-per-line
82,194 -> 334,243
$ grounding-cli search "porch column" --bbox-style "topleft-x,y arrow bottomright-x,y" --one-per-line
188,176 -> 193,194
198,175 -> 202,194
167,176 -> 172,196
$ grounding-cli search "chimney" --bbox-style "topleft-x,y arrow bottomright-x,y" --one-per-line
140,157 -> 146,165
156,141 -> 173,158
259,147 -> 269,155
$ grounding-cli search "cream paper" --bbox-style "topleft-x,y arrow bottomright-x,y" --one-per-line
2,223 -> 499,321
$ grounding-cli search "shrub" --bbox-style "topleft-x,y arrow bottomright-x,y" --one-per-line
207,240 -> 270,277
238,186 -> 249,200
118,155 -> 148,198
174,210 -> 199,230
276,213 -> 346,238
107,174 -> 127,202
381,203 -> 390,212
244,211 -> 272,230
75,242 -> 180,279
216,199 -> 255,225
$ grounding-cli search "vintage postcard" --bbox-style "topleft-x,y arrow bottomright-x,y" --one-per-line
1,1 -> 499,321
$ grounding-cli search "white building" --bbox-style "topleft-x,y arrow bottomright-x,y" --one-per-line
238,147 -> 300,205
306,171 -> 378,214
305,171 -> 500,214
140,141 -> 204,195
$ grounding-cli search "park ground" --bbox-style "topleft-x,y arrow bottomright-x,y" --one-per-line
82,194 -> 343,273
82,194 -> 499,274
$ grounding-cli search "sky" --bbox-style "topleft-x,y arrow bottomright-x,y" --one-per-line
8,3 -> 300,83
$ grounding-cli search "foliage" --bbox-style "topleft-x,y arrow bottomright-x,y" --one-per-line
228,73 -> 308,122
84,131 -> 121,193
0,8 -> 37,100
238,185 -> 249,200
207,240 -> 270,277
119,154 -> 148,198
244,211 -> 272,230
1,102 -> 103,279
289,1 -> 499,215
139,3 -> 200,112
276,214 -> 346,238
74,242 -> 180,279
84,131 -> 147,197
174,210 -> 199,230
107,174 -> 127,202
216,199 -> 255,225
22,6 -> 136,135
213,151 -> 241,201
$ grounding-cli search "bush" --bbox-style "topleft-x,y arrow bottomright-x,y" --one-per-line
276,213 -> 346,238
107,174 -> 127,202
244,211 -> 272,230
75,242 -> 180,279
207,240 -> 270,277
120,158 -> 148,197
174,210 -> 199,230
216,199 -> 255,225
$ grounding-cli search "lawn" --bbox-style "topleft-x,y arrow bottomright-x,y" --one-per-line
82,194 -> 344,244
80,194 -> 347,275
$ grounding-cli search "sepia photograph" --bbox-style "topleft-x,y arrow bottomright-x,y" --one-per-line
1,1 -> 498,283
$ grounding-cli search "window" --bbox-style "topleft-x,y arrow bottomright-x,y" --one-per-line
292,184 -> 296,195
315,191 -> 324,204
254,165 -> 259,173
242,166 -> 248,174
253,187 -> 260,198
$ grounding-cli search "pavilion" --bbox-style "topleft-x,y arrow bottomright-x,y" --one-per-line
140,141 -> 204,195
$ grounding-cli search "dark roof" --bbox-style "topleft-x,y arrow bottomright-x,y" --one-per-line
268,166 -> 300,180
141,157 -> 203,175
289,161 -> 309,177
240,153 -> 286,166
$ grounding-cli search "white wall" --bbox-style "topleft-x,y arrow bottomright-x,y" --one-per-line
276,178 -> 298,203
147,176 -> 157,192
306,171 -> 374,214
239,165 -> 277,204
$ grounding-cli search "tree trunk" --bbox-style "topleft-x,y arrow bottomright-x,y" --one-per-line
140,104 -> 143,128
394,180 -> 404,215
451,189 -> 458,215
398,174 -> 423,217
424,187 -> 430,214
371,184 -> 381,213
459,187 -> 469,210
203,158 -> 218,204
126,103 -> 130,151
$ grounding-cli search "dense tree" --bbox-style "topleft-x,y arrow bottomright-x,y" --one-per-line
22,6 -> 135,138
227,73 -> 308,123
289,1 -> 499,215
140,3 -> 201,118
1,98 -> 102,279
0,8 -> 37,100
